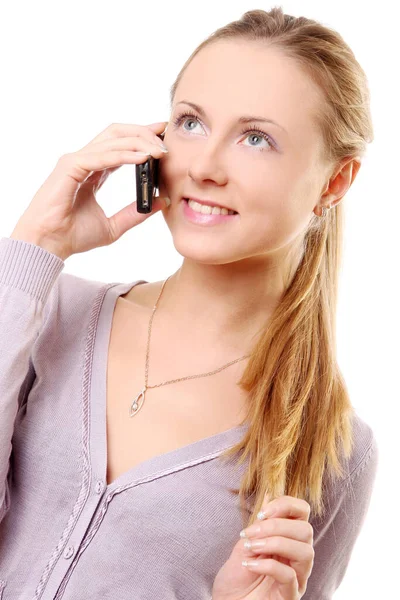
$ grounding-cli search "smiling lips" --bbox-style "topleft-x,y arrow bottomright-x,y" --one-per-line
183,196 -> 238,214
182,198 -> 239,225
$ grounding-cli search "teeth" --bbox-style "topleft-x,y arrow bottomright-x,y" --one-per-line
187,199 -> 235,216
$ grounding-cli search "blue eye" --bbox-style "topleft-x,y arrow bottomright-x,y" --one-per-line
172,112 -> 203,136
171,110 -> 276,152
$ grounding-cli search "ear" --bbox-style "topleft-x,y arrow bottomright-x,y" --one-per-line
322,157 -> 362,208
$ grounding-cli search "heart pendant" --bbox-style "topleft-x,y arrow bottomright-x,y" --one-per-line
129,387 -> 146,417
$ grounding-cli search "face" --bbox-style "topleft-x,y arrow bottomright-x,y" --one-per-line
158,41 -> 331,266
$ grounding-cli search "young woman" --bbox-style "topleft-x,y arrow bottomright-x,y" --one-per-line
0,7 -> 378,600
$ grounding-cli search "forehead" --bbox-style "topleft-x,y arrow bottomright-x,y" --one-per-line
175,41 -> 323,140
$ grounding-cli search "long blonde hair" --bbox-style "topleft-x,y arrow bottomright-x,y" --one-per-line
168,7 -> 374,529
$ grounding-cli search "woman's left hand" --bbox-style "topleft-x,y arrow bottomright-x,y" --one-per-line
211,496 -> 315,600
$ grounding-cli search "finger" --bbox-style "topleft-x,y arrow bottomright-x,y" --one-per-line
241,498 -> 311,539
83,121 -> 168,150
242,557 -> 298,596
67,145 -> 162,185
258,496 -> 311,521
81,164 -> 123,191
243,537 -> 314,589
146,121 -> 169,134
243,536 -> 313,567
242,517 -> 314,544
88,136 -> 168,156
80,140 -> 166,190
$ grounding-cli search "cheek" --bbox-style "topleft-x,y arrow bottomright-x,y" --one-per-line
244,175 -> 290,218
249,162 -> 311,218
243,157 -> 289,197
241,177 -> 309,248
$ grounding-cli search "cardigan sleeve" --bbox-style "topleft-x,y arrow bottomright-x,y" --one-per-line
303,431 -> 379,599
0,237 -> 64,523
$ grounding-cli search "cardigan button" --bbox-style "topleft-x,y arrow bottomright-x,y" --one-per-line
63,546 -> 74,559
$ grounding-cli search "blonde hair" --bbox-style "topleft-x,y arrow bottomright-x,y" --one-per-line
168,7 -> 374,529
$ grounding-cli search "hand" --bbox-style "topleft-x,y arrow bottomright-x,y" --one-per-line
211,496 -> 315,600
10,121 -> 169,260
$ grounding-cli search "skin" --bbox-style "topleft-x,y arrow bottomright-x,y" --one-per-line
152,40 -> 360,356
211,495 -> 315,599
128,42 -> 361,596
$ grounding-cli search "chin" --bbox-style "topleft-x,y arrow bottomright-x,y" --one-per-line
161,199 -> 246,264
169,233 -> 242,266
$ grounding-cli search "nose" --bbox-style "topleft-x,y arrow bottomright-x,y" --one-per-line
187,140 -> 228,186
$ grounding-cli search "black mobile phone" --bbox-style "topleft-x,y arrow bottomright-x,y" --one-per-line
135,131 -> 165,213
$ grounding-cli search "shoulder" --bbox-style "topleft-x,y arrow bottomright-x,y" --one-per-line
347,412 -> 378,482
58,270 -> 113,309
117,279 -> 163,309
334,411 -> 378,493
313,410 -> 379,527
37,271 -> 119,348
43,271 -> 111,321
39,271 -> 152,338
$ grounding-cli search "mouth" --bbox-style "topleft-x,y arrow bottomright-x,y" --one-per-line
182,197 -> 238,215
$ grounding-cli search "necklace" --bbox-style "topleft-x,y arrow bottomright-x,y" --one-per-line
129,275 -> 251,417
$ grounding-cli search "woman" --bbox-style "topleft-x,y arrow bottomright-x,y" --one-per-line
0,7 -> 378,600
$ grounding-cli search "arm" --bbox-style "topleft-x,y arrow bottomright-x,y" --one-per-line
0,236 -> 64,523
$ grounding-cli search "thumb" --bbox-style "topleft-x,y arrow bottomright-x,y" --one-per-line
107,196 -> 167,242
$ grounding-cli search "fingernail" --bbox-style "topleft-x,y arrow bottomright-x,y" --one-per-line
164,197 -> 171,207
257,505 -> 275,519
153,143 -> 168,153
154,138 -> 168,150
244,539 -> 265,549
242,560 -> 260,568
240,525 -> 261,538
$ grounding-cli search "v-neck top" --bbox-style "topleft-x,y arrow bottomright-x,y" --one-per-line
0,236 -> 379,600
90,274 -> 249,493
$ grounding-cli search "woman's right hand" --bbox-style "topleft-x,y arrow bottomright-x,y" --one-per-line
10,121 -> 169,261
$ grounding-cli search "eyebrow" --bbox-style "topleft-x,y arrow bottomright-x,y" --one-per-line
175,100 -> 288,134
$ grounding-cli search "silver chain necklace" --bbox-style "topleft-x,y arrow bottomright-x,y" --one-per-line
129,275 -> 251,417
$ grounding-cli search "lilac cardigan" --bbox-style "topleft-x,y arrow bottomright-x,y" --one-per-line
0,236 -> 378,600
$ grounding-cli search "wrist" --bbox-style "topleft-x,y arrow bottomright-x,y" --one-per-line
10,229 -> 68,261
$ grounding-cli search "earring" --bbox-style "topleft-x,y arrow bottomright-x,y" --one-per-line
319,204 -> 331,218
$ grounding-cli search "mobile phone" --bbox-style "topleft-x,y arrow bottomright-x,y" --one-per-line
135,131 -> 164,213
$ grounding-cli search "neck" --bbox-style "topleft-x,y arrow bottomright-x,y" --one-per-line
159,250 -> 302,355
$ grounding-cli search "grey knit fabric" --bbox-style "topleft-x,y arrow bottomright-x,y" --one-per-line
0,236 -> 378,600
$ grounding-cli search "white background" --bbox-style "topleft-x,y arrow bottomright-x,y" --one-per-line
1,1 -> 398,597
